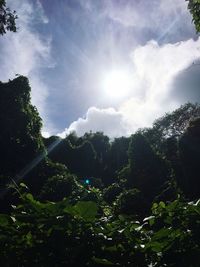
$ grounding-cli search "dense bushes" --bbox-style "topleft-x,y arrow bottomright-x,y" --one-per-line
0,188 -> 200,267
39,173 -> 80,201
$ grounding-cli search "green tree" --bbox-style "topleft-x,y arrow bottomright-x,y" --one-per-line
40,173 -> 80,202
0,0 -> 17,35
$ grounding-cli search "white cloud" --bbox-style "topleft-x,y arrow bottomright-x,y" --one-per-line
61,37 -> 200,137
119,37 -> 200,131
59,107 -> 129,138
0,0 -> 52,133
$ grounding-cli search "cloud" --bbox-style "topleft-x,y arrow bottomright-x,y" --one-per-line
119,37 -> 200,131
105,0 -> 188,29
59,107 -> 129,138
103,0 -> 194,44
0,0 -> 52,133
61,37 -> 200,137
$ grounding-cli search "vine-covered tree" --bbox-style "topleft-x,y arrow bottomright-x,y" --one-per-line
0,76 -> 44,178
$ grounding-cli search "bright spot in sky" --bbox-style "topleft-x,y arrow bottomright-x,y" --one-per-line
103,70 -> 132,99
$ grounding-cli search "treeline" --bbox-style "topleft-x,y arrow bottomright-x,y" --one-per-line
0,76 -> 200,266
1,76 -> 200,208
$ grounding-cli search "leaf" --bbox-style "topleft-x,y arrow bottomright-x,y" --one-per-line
152,228 -> 171,241
26,193 -> 34,202
0,214 -> 10,226
92,257 -> 114,265
146,241 -> 163,252
159,201 -> 166,209
64,201 -> 98,221
104,245 -> 118,252
74,201 -> 98,222
19,183 -> 28,189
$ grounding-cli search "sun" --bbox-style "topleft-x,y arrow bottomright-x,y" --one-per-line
102,69 -> 132,99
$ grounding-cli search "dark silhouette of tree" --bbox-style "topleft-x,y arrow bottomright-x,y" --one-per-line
140,103 -> 200,155
40,173 -> 79,202
179,117 -> 200,199
114,189 -> 149,217
109,136 -> 130,174
0,76 -> 44,178
103,183 -> 123,204
83,132 -> 110,165
128,133 -> 169,200
0,0 -> 17,35
46,137 -> 99,179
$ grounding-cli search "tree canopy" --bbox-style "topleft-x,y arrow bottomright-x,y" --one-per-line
0,0 -> 17,35
187,0 -> 200,32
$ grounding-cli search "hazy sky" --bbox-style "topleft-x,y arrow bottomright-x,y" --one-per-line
1,0 -> 200,137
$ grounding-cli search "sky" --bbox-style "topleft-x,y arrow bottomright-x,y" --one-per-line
0,0 -> 200,138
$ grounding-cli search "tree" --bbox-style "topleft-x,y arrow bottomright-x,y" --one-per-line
139,103 -> 200,154
0,76 -> 44,178
128,133 -> 169,200
82,132 -> 110,166
109,136 -> 130,174
40,173 -> 79,202
186,0 -> 200,32
103,183 -> 123,204
0,0 -> 17,35
114,189 -> 149,217
179,117 -> 200,199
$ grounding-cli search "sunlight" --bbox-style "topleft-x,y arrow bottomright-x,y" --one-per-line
102,70 -> 132,99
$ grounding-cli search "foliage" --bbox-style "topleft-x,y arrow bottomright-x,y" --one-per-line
24,159 -> 69,195
39,173 -> 80,202
0,76 -> 44,178
46,138 -> 100,178
103,183 -> 123,204
187,0 -> 200,32
114,189 -> 149,217
128,133 -> 169,200
0,187 -> 200,267
179,117 -> 200,198
0,0 -> 17,35
139,103 -> 200,154
1,74 -> 200,266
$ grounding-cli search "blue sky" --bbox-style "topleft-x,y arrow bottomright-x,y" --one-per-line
1,0 -> 200,137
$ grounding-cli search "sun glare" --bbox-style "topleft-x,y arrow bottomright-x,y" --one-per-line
103,70 -> 132,99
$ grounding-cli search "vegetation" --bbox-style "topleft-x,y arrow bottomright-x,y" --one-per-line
0,0 -> 17,35
0,76 -> 200,266
187,0 -> 200,32
0,2 -> 200,266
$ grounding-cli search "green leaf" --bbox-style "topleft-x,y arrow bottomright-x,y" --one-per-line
26,193 -> 34,202
0,214 -> 10,226
64,201 -> 98,221
19,183 -> 28,189
159,201 -> 166,209
74,201 -> 98,222
92,257 -> 114,265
